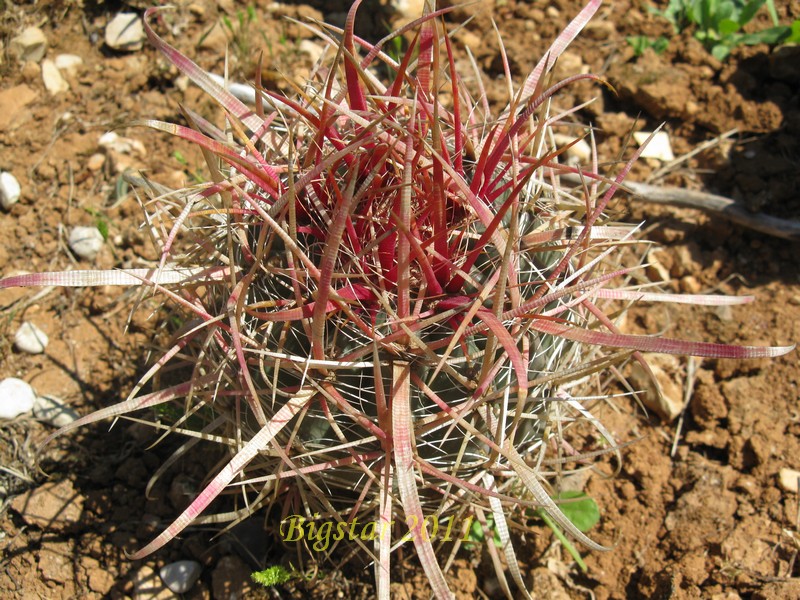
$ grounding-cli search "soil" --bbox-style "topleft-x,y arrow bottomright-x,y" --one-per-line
1,1 -> 798,599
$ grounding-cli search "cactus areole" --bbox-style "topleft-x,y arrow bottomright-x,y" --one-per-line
1,2 -> 792,598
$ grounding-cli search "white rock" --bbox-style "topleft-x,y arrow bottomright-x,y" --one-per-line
391,0 -> 426,21
0,378 -> 36,419
32,395 -> 79,428
14,321 -> 49,354
207,73 -> 256,104
105,13 -> 145,52
98,131 -> 146,156
0,171 -> 21,210
69,226 -> 104,260
87,153 -> 106,171
633,131 -> 675,162
9,27 -> 48,62
42,59 -> 69,95
298,39 -> 325,65
54,54 -> 84,77
778,468 -> 800,494
627,353 -> 683,421
553,133 -> 592,165
159,560 -> 202,594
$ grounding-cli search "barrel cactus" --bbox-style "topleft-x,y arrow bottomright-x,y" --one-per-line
2,1 -> 791,598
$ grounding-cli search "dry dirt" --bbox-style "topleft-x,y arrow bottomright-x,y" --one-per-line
0,1 -> 798,599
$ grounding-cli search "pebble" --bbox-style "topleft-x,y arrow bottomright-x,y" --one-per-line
390,0 -> 426,21
298,39 -> 325,65
627,353 -> 684,421
69,226 -> 104,260
778,468 -> 800,494
42,59 -> 69,95
20,60 -> 41,83
545,6 -> 560,18
9,26 -> 48,62
87,153 -> 106,171
106,13 -> 146,52
0,378 -> 36,419
159,560 -> 202,594
54,53 -> 84,77
98,131 -> 146,156
14,321 -> 49,354
553,133 -> 592,165
633,131 -> 675,162
0,171 -> 21,209
0,84 -> 37,132
33,395 -> 79,428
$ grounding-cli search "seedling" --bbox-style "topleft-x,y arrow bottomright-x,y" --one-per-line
643,0 -> 800,60
531,491 -> 601,572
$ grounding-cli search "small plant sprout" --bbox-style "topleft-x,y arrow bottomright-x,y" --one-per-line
251,565 -> 296,588
646,0 -> 800,60
1,1 -> 793,598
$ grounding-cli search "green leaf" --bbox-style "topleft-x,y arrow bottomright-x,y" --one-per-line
96,219 -> 109,241
626,35 -> 652,56
555,491 -> 600,533
466,514 -> 503,548
738,25 -> 792,45
251,565 -> 295,587
765,0 -> 779,26
718,18 -> 742,35
711,43 -> 732,61
739,0 -> 767,26
626,35 -> 670,56
788,20 -> 800,43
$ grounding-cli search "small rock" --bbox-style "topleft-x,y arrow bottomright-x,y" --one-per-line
87,153 -> 106,172
20,60 -> 41,83
160,560 -> 202,594
627,353 -> 684,421
545,6 -> 560,18
33,395 -> 79,428
298,39 -> 325,65
42,59 -> 69,95
553,133 -> 592,165
174,74 -> 190,92
0,171 -> 21,209
0,378 -> 36,419
645,248 -> 671,283
0,84 -> 37,132
778,468 -> 800,494
132,565 -> 178,600
10,479 -> 84,530
9,26 -> 48,62
106,13 -> 146,52
98,131 -> 146,156
87,568 -> 115,594
39,542 -> 74,583
188,3 -> 206,18
54,53 -> 84,77
169,474 -> 197,511
633,130 -> 675,162
390,0 -> 426,21
554,50 -> 587,80
69,226 -> 104,260
14,321 -> 49,354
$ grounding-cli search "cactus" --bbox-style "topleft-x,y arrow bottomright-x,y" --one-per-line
1,2 -> 791,598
